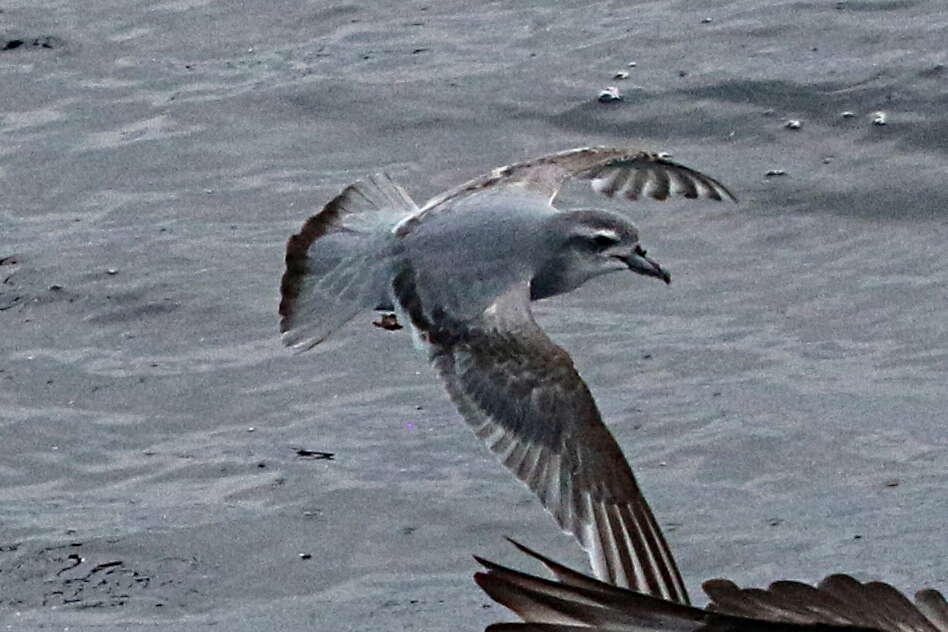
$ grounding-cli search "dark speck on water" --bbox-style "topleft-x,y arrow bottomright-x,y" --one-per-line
296,449 -> 334,460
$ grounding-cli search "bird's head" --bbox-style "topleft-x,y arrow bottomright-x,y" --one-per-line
532,209 -> 669,300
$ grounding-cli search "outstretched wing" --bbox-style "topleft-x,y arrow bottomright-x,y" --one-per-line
393,271 -> 689,604
474,540 -> 948,632
396,146 -> 735,236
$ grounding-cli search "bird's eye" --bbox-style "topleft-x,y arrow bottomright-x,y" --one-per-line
591,234 -> 618,249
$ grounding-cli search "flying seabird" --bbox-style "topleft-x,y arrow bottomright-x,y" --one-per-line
279,147 -> 736,601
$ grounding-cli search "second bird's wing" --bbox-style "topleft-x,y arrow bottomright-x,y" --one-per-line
703,574 -> 948,632
474,539 -> 948,632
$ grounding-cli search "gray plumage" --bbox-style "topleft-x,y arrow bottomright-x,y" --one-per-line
279,147 -> 735,602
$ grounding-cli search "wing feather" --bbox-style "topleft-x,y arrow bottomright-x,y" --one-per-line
704,573 -> 946,632
475,541 -> 704,631
476,541 -> 946,632
916,590 -> 948,632
393,270 -> 689,603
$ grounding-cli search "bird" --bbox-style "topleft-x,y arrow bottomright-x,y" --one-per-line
474,538 -> 948,632
279,146 -> 736,602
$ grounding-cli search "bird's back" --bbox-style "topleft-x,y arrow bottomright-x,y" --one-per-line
395,188 -> 556,323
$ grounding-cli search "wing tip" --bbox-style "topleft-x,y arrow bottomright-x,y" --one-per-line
584,151 -> 737,205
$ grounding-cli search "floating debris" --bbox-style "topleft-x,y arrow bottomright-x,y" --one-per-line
627,61 -> 637,67
106,268 -> 118,275
373,313 -> 403,331
613,70 -> 629,80
840,111 -> 856,119
299,553 -> 312,560
597,86 -> 622,103
784,119 -> 802,130
1,36 -> 65,52
700,17 -> 713,23
871,111 -> 887,126
765,169 -> 787,177
296,449 -> 334,460
49,284 -> 63,291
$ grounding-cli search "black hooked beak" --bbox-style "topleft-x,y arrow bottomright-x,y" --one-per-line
618,245 -> 671,284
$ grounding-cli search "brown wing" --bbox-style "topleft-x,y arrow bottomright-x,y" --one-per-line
474,540 -> 946,632
474,541 -> 703,632
393,271 -> 689,604
704,574 -> 948,632
398,146 -> 736,237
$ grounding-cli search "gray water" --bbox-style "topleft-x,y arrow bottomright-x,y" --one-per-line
1,1 -> 946,630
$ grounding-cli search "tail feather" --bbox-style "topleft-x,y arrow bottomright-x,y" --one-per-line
280,173 -> 417,349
